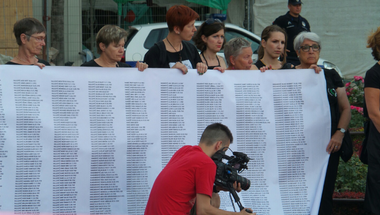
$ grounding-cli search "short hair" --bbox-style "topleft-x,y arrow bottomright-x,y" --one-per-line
367,26 -> 380,61
293,31 -> 321,52
193,20 -> 226,51
200,123 -> 233,147
166,5 -> 199,32
96,25 -> 128,54
13,17 -> 46,46
258,25 -> 287,64
224,37 -> 251,66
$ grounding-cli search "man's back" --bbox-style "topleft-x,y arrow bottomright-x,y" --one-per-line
144,145 -> 216,215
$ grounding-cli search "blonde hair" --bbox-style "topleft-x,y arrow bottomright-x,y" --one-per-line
96,25 -> 128,54
367,26 -> 380,61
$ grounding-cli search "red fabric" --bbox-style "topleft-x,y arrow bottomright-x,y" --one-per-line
144,145 -> 216,215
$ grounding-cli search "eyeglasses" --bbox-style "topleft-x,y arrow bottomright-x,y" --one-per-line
25,34 -> 46,43
205,18 -> 222,25
300,44 -> 320,52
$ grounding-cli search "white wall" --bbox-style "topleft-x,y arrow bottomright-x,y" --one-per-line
253,0 -> 380,79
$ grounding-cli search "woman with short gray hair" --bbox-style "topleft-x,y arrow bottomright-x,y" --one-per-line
295,31 -> 351,215
224,37 -> 258,70
6,17 -> 49,68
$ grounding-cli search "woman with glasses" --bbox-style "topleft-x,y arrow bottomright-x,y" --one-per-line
143,5 -> 207,75
6,17 -> 49,68
363,26 -> 380,215
193,18 -> 227,72
81,25 -> 147,70
255,25 -> 293,70
294,32 -> 351,215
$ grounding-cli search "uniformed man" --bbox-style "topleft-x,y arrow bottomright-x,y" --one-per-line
273,0 -> 310,65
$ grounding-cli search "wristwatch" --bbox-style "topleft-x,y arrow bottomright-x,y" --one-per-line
337,128 -> 346,133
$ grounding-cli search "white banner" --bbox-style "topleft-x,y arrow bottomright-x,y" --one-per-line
0,65 -> 331,215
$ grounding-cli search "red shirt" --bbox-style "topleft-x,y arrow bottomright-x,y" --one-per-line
144,145 -> 216,215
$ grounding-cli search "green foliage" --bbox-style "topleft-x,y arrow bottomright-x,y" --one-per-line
334,76 -> 367,196
349,106 -> 364,129
345,76 -> 365,106
335,154 -> 367,193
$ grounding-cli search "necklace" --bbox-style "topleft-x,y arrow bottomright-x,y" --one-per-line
166,38 -> 182,62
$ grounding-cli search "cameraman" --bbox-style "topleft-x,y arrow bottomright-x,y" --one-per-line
144,123 -> 254,215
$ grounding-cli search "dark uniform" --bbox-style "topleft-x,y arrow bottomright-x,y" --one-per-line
273,11 -> 310,65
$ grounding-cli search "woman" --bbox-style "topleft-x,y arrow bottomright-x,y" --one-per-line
224,37 -> 258,70
294,32 -> 351,215
255,25 -> 293,70
6,17 -> 49,68
143,5 -> 207,75
81,25 -> 147,70
193,18 -> 227,72
363,26 -> 380,215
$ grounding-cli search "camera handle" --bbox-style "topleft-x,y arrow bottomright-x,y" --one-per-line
226,185 -> 252,213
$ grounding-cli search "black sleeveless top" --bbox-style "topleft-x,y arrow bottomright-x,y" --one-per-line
255,59 -> 293,69
201,52 -> 220,69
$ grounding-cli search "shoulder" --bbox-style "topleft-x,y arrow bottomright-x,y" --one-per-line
81,59 -> 100,67
182,41 -> 198,51
364,63 -> 380,88
117,62 -> 131,67
324,68 -> 344,87
273,13 -> 288,25
5,61 -> 17,65
37,58 -> 50,66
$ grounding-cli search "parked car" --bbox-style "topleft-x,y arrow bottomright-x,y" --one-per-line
123,22 -> 342,75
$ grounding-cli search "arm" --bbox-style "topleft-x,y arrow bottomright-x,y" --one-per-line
196,193 -> 254,215
365,87 -> 380,132
326,87 -> 351,154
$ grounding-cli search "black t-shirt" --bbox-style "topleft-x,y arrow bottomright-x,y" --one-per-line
324,68 -> 344,136
363,63 -> 380,118
81,59 -> 131,67
273,12 -> 310,58
6,58 -> 50,66
143,40 -> 202,69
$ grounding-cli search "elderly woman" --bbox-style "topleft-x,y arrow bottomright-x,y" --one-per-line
224,37 -> 258,70
81,25 -> 147,70
143,5 -> 207,75
193,18 -> 227,72
294,32 -> 351,215
363,26 -> 380,215
6,17 -> 49,68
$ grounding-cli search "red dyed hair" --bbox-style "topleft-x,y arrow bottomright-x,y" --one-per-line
166,5 -> 199,32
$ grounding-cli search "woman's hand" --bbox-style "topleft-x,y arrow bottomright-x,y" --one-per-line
136,61 -> 148,72
326,131 -> 344,154
196,62 -> 207,75
213,67 -> 225,73
172,62 -> 188,74
259,65 -> 272,73
35,62 -> 46,69
309,64 -> 322,74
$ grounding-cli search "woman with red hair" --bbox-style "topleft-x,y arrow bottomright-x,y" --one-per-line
144,5 -> 207,75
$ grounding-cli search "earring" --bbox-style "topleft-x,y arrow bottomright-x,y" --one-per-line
177,32 -> 180,35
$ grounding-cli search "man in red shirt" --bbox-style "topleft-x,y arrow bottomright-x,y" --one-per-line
144,123 -> 253,215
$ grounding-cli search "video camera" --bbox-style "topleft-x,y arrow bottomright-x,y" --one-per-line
212,149 -> 251,191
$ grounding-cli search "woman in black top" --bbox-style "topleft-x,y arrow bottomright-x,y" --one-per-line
255,25 -> 292,70
6,17 -> 49,68
294,31 -> 351,215
363,26 -> 380,215
143,5 -> 207,75
193,18 -> 227,72
81,25 -> 147,70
